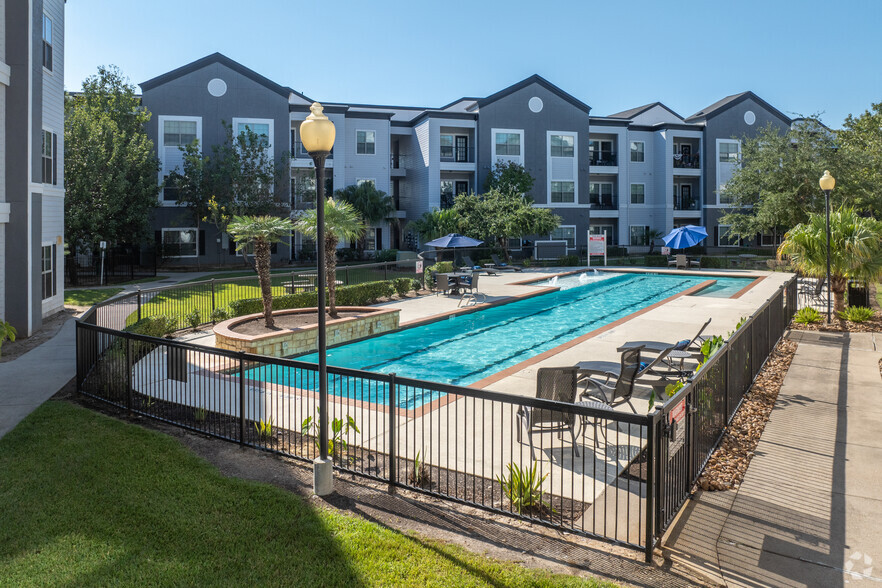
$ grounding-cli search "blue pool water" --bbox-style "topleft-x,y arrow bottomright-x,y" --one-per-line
245,272 -> 755,408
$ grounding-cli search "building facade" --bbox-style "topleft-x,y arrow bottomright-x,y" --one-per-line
140,54 -> 794,264
1,0 -> 65,336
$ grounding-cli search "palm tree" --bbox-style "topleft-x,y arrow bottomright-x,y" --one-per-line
409,209 -> 459,244
294,198 -> 365,317
227,215 -> 294,329
778,208 -> 882,313
647,229 -> 665,255
335,183 -> 395,256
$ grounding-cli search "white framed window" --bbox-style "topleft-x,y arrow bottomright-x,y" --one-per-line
589,139 -> 615,165
356,178 -> 376,188
41,130 -> 57,185
550,134 -> 574,157
365,227 -> 382,251
550,181 -> 575,203
41,244 -> 56,300
629,226 -> 650,247
716,139 -> 741,205
42,14 -> 53,71
718,141 -> 740,163
589,182 -> 615,208
162,228 -> 198,258
356,130 -> 376,155
550,226 -> 576,249
440,134 -> 454,159
233,118 -> 273,151
492,128 -> 524,165
630,141 -> 644,162
158,116 -> 202,204
630,183 -> 645,205
718,224 -> 739,247
507,237 -> 522,251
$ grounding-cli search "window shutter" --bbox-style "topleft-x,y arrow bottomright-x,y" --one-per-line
52,244 -> 57,296
198,230 -> 205,256
229,236 -> 236,255
714,226 -> 719,247
155,230 -> 162,247
52,133 -> 58,185
376,228 -> 382,250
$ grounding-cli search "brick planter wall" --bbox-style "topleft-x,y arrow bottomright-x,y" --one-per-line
214,307 -> 400,358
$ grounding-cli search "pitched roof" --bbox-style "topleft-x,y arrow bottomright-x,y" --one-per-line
139,53 -> 309,101
685,91 -> 791,124
608,101 -> 683,121
476,74 -> 591,114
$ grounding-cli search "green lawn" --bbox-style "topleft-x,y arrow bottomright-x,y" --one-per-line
0,402 -> 611,587
65,288 -> 125,307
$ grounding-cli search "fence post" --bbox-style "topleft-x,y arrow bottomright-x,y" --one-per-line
384,264 -> 388,281
388,373 -> 397,492
210,279 -> 216,315
137,287 -> 142,322
644,412 -> 656,563
239,353 -> 246,444
125,337 -> 133,416
724,346 -> 732,424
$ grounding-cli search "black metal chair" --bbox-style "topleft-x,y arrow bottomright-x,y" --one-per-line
517,367 -> 581,461
578,346 -> 643,413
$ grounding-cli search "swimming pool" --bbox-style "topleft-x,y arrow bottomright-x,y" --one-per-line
245,272 -> 755,408
534,271 -> 755,298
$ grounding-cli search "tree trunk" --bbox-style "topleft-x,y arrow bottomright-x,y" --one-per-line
326,234 -> 339,318
255,238 -> 274,329
832,275 -> 848,316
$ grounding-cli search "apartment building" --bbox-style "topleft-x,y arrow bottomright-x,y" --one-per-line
140,53 -> 793,264
0,0 -> 65,336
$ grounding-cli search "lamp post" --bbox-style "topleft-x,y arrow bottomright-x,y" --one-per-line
300,103 -> 336,495
819,170 -> 835,324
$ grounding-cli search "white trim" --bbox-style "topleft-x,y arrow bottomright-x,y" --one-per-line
0,61 -> 10,86
355,129 -> 376,155
629,140 -> 645,163
41,13 -> 53,74
157,115 -> 203,206
715,138 -> 741,205
491,128 -> 524,166
27,0 -> 34,333
629,182 -> 646,206
549,224 -> 576,250
547,130 -> 578,205
0,203 -> 10,224
629,225 -> 651,247
161,227 -> 199,258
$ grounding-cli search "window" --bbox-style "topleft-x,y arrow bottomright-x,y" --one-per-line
162,228 -> 198,257
590,225 -> 615,242
41,245 -> 56,300
42,15 -> 53,71
550,135 -> 574,157
630,184 -> 645,205
440,135 -> 453,159
718,225 -> 739,247
237,122 -> 270,148
164,120 -> 197,147
589,182 -> 615,208
356,178 -> 376,188
292,171 -> 332,205
495,132 -> 521,156
42,130 -> 56,184
507,237 -> 522,251
589,140 -> 614,165
550,226 -> 576,249
550,181 -> 575,203
630,226 -> 650,247
440,180 -> 454,209
719,141 -> 740,163
760,230 -> 783,247
365,228 -> 382,251
630,141 -> 644,162
356,130 -> 376,154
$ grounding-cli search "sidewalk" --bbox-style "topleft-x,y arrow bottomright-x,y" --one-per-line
662,330 -> 882,587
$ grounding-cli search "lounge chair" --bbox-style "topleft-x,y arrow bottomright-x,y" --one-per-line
457,272 -> 486,306
462,256 -> 498,276
616,318 -> 712,361
576,344 -> 692,396
490,254 -> 523,272
517,367 -> 581,461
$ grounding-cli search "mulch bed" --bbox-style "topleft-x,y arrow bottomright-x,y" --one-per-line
697,337 -> 797,491
231,311 -> 364,335
789,313 -> 882,333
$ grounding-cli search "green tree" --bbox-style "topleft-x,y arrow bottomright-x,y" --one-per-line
227,215 -> 295,328
293,199 -> 365,317
335,183 -> 395,255
454,189 -> 560,260
409,209 -> 460,243
167,141 -> 210,266
778,208 -> 882,314
483,161 -> 535,195
719,119 -> 861,238
64,65 -> 159,248
838,102 -> 882,216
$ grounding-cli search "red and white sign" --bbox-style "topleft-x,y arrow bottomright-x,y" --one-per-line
586,232 -> 607,267
415,260 -> 423,274
669,398 -> 686,424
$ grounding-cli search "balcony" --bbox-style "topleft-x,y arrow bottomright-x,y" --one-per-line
391,153 -> 407,177
589,152 -> 617,167
291,141 -> 333,160
674,196 -> 700,211
673,153 -> 699,169
589,195 -> 618,210
440,147 -> 472,164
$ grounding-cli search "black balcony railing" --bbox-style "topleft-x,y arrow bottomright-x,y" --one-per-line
589,196 -> 618,210
674,197 -> 700,211
440,147 -> 469,163
391,153 -> 409,169
673,153 -> 699,168
589,153 -> 617,166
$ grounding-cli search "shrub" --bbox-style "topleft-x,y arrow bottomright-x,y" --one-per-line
700,335 -> 724,361
210,306 -> 231,323
644,255 -> 668,267
556,254 -> 580,267
184,309 -> 202,330
0,319 -> 17,357
254,418 -> 274,440
838,306 -> 874,323
125,315 -> 178,338
375,249 -> 398,263
496,462 -> 550,514
521,258 -> 532,267
302,410 -> 359,456
408,450 -> 431,488
393,277 -> 412,297
700,256 -> 726,269
793,307 -> 822,324
228,281 -> 396,317
424,261 -> 455,286
411,278 -> 422,293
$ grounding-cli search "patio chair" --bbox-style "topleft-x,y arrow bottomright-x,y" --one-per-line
576,344 -> 691,398
517,367 -> 581,461
457,272 -> 486,306
432,272 -> 454,296
462,256 -> 497,276
491,254 -> 523,272
577,346 -> 643,414
799,276 -> 827,308
616,318 -> 712,361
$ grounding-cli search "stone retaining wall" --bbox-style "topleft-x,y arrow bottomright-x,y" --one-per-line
214,307 -> 400,358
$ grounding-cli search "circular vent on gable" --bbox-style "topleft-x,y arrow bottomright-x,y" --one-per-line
207,78 -> 227,97
528,97 -> 544,113
744,110 -> 756,125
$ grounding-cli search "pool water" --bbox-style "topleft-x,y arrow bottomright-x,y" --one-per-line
534,271 -> 754,298
245,272 -> 754,407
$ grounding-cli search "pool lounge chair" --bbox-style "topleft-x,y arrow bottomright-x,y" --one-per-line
616,318 -> 712,361
462,256 -> 498,276
490,254 -> 523,272
517,367 -> 581,461
576,344 -> 693,397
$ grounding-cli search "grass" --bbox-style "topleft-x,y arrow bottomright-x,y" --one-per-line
64,288 -> 124,307
0,402 -> 612,587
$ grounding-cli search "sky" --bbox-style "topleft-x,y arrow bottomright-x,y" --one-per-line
65,0 -> 881,128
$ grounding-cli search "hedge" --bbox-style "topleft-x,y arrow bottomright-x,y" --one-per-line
228,280 -> 396,317
424,262 -> 455,286
700,256 -> 727,268
644,255 -> 668,267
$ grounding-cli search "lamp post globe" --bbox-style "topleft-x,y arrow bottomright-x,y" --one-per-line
299,103 -> 336,495
819,170 -> 835,324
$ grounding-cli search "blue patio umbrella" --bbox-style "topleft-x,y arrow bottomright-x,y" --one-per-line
662,225 -> 708,250
424,233 -> 483,264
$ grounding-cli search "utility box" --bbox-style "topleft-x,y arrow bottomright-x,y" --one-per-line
847,281 -> 870,308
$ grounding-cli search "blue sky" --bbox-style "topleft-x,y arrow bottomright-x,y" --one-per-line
66,0 -> 880,127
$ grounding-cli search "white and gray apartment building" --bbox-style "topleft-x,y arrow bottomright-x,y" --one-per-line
140,54 -> 793,264
0,0 -> 65,337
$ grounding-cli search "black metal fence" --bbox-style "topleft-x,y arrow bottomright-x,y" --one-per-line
74,270 -> 798,561
66,247 -> 157,287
